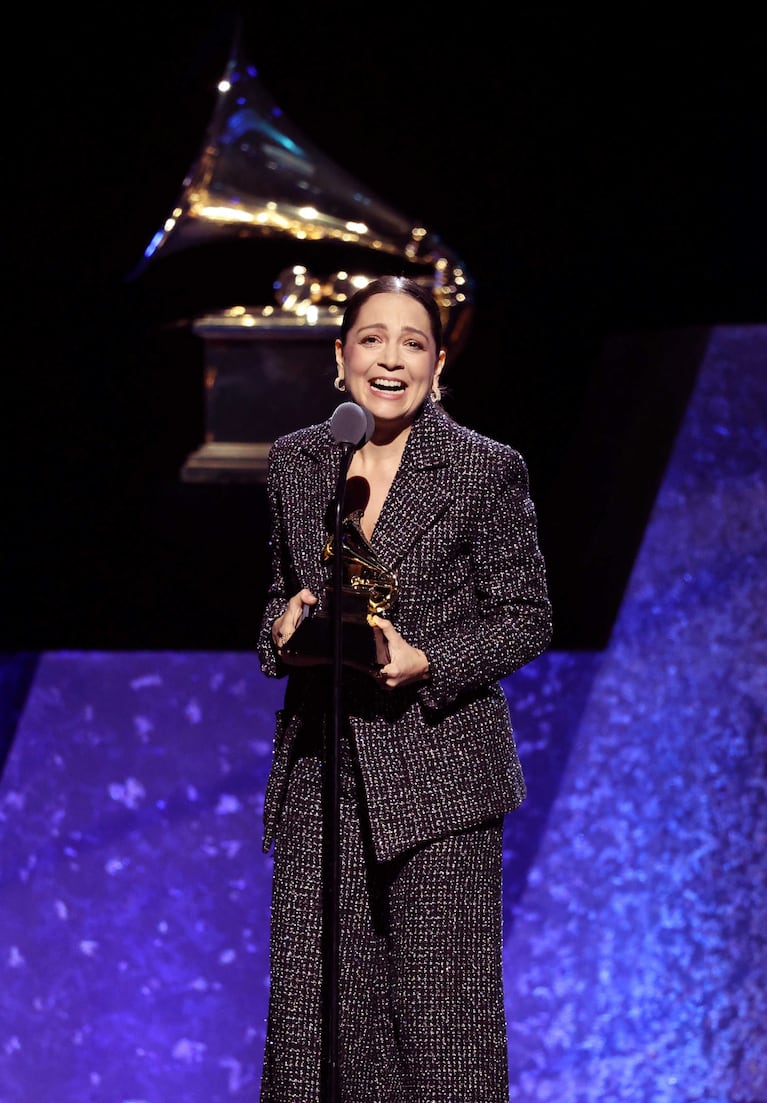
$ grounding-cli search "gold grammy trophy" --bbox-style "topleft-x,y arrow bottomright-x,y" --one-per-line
280,510 -> 399,676
133,20 -> 475,483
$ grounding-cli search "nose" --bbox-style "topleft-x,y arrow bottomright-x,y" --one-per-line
378,344 -> 402,369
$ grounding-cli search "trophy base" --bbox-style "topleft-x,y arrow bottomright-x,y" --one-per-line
280,613 -> 389,676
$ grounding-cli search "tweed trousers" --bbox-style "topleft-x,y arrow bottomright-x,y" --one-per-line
259,735 -> 511,1103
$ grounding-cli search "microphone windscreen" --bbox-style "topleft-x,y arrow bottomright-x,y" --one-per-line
330,402 -> 373,447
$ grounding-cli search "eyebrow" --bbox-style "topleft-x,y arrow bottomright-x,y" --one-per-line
358,322 -> 430,342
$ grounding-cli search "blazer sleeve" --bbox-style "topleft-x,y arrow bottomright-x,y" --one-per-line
418,444 -> 552,711
256,441 -> 292,679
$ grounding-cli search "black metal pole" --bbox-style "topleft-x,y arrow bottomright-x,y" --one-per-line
320,443 -> 353,1101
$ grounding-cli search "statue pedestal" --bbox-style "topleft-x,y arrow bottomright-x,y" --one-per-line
182,311 -> 341,483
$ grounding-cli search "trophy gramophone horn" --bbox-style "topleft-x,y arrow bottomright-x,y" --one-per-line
134,22 -> 474,358
323,511 -> 399,619
281,510 -> 398,674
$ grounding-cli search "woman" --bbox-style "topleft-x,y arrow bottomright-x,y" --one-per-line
257,275 -> 552,1101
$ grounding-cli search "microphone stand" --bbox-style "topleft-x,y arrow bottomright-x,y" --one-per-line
320,440 -> 355,1103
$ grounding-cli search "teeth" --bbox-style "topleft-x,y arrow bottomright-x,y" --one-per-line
372,379 -> 404,391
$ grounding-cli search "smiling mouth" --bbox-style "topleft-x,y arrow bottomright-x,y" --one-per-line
371,378 -> 406,392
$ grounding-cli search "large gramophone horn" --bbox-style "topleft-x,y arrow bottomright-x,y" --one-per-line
132,22 -> 474,482
135,21 -> 474,355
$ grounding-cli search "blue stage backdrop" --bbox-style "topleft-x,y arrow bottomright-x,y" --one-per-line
1,325 -> 765,1102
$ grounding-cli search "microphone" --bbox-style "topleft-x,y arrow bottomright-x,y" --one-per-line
330,402 -> 374,449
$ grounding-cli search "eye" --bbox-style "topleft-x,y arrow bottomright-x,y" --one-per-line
405,338 -> 426,351
360,334 -> 381,345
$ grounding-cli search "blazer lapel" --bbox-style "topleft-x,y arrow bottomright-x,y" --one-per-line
296,404 -> 457,574
372,402 -> 455,569
288,425 -> 342,585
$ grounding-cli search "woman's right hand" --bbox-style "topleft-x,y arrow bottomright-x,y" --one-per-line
272,588 -> 318,651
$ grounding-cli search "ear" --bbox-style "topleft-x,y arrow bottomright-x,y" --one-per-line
434,348 -> 447,382
334,338 -> 344,375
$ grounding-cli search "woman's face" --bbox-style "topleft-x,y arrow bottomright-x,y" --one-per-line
335,292 -> 445,430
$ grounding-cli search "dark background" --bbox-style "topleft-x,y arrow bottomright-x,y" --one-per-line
5,8 -> 766,652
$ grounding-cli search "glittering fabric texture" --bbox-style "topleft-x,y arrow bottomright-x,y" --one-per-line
260,732 -> 509,1102
257,398 -> 552,1100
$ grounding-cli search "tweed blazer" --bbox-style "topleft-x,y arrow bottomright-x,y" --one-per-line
257,398 -> 553,863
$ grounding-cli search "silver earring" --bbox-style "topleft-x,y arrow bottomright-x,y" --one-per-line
334,376 -> 346,392
431,381 -> 442,402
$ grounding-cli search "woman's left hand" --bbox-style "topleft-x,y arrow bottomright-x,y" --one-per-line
368,616 -> 430,689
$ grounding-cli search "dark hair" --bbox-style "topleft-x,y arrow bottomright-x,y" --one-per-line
338,275 -> 444,351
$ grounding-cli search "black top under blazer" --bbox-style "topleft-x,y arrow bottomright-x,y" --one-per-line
257,398 -> 553,864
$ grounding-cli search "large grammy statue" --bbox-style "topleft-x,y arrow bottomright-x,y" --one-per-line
133,20 -> 475,482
